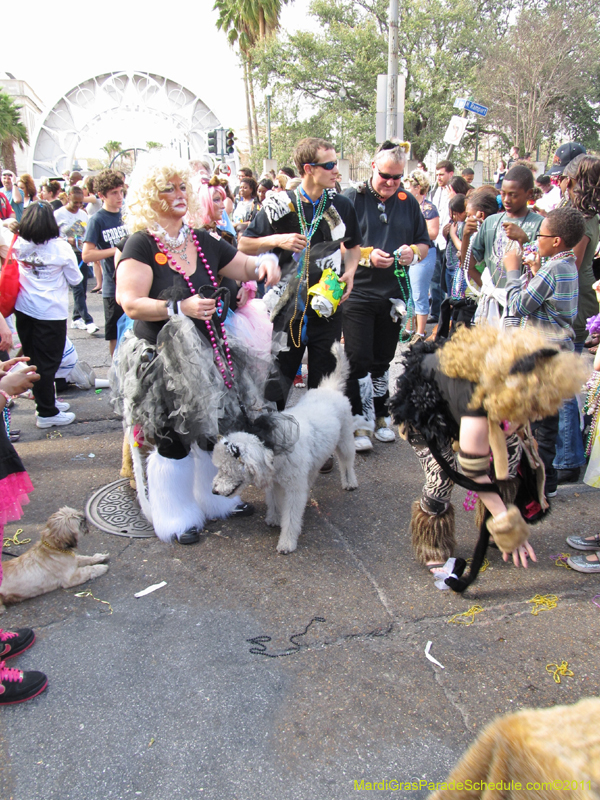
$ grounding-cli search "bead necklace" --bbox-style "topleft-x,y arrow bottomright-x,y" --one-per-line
149,228 -> 235,389
157,223 -> 192,266
584,370 -> 600,456
289,188 -> 328,348
393,251 -> 415,342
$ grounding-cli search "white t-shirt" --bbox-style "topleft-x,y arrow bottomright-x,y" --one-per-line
54,206 -> 88,249
535,185 -> 561,213
14,237 -> 82,320
84,196 -> 103,217
428,184 -> 451,250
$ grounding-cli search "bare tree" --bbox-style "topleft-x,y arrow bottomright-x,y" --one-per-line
478,3 -> 600,153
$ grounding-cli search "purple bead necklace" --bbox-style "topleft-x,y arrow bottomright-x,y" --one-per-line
150,228 -> 234,389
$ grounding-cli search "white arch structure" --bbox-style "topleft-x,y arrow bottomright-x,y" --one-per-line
30,71 -> 222,178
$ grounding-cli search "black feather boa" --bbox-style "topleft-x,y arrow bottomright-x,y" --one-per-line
388,341 -> 460,450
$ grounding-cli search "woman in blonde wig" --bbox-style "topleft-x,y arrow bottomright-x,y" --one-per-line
113,155 -> 281,545
389,325 -> 586,591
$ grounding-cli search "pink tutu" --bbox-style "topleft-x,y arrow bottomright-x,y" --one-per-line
225,299 -> 273,362
0,471 -> 34,527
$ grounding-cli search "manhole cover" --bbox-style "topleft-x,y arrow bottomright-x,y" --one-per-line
86,479 -> 155,538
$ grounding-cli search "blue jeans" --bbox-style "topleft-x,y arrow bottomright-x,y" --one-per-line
429,246 -> 446,320
72,262 -> 93,325
445,266 -> 457,296
409,246 -> 436,315
553,342 -> 586,470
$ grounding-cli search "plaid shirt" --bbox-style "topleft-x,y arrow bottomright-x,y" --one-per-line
505,254 -> 578,349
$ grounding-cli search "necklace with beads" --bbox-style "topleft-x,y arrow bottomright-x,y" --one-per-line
289,188 -> 328,348
156,223 -> 192,266
149,228 -> 235,389
392,251 -> 415,341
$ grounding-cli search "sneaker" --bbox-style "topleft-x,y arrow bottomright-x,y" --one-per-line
409,332 -> 425,346
0,660 -> 48,704
230,502 -> 255,517
354,430 -> 373,452
36,411 -> 76,429
86,322 -> 99,334
70,319 -> 87,330
55,400 -> 70,412
0,628 -> 35,660
177,529 -> 201,545
374,418 -> 395,443
293,375 -> 306,388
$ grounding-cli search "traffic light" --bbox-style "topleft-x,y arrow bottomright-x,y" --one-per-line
207,129 -> 218,155
225,129 -> 235,155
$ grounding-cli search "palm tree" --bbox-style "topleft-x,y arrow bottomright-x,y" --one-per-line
213,0 -> 288,156
0,92 -> 29,174
102,140 -> 123,166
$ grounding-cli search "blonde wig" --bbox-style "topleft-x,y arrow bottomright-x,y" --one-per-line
439,325 -> 587,426
125,153 -> 200,233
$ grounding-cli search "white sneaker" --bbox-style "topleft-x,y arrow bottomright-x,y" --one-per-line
71,319 -> 86,330
55,400 -> 70,412
354,432 -> 373,452
36,411 -> 76,428
374,418 -> 396,443
86,322 -> 99,334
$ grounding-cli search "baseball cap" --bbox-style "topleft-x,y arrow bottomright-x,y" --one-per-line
549,142 -> 587,176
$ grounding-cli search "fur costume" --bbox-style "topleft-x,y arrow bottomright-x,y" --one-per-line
429,697 -> 600,800
390,325 -> 585,591
410,501 -> 456,566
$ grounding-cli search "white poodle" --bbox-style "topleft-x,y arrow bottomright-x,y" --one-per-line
212,342 -> 357,553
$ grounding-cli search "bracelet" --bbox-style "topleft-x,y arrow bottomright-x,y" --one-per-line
359,247 -> 374,267
254,252 -> 278,277
166,301 -> 175,317
0,389 -> 12,402
409,245 -> 423,263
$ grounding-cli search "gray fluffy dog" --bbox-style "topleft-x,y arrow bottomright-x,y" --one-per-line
212,343 -> 358,553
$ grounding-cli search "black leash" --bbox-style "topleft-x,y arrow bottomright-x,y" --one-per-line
247,616 -> 326,658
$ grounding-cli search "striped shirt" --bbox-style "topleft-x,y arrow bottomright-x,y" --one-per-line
505,254 -> 578,349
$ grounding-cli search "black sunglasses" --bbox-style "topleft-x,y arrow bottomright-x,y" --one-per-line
308,161 -> 338,171
536,233 -> 555,238
377,167 -> 402,181
377,202 -> 388,224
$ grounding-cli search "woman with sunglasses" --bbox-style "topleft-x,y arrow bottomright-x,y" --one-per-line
342,141 -> 430,452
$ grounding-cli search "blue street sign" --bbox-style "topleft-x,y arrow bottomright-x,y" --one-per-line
464,100 -> 488,117
453,98 -> 466,110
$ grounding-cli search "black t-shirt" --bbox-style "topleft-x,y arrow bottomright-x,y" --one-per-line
243,189 -> 361,288
421,352 -> 486,424
84,208 -> 128,298
120,229 -> 238,344
50,199 -> 63,211
343,183 -> 430,301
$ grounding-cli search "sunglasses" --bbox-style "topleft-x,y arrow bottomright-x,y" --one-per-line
536,233 -> 556,238
308,161 -> 338,171
377,202 -> 388,224
377,167 -> 402,181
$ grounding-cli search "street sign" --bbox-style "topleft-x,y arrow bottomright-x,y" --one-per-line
453,98 -> 466,110
464,100 -> 488,117
443,115 -> 468,147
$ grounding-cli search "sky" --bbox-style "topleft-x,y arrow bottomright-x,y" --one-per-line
2,0 -> 317,160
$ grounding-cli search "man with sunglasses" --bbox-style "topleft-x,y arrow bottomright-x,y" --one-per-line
239,137 -> 361,421
343,141 -> 430,452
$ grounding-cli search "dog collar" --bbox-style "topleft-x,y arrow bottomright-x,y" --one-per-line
41,540 -> 76,556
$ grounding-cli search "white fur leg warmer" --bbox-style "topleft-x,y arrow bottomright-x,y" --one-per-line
147,450 -> 205,542
191,444 -> 241,519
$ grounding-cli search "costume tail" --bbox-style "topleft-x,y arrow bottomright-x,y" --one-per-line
318,342 -> 349,394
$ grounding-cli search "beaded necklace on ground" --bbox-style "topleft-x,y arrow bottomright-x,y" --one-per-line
393,251 -> 415,341
150,227 -> 235,389
289,187 -> 328,348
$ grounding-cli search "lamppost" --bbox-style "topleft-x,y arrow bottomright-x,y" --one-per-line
265,88 -> 273,160
338,87 -> 347,159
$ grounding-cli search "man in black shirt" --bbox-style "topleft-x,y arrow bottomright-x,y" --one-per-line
343,141 -> 430,452
239,137 -> 361,409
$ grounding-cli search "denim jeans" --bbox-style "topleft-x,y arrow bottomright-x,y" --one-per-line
72,262 -> 93,325
409,246 -> 436,315
553,342 -> 586,470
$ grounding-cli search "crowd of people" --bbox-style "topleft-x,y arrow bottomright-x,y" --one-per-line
1,135 -> 600,703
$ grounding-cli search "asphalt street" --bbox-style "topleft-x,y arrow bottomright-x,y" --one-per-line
1,289 -> 598,800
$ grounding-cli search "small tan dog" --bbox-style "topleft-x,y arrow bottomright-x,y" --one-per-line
0,507 -> 109,613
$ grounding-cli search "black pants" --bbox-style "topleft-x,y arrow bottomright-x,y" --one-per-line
531,414 -> 559,493
343,296 -> 401,418
15,311 -> 66,418
266,310 -> 342,410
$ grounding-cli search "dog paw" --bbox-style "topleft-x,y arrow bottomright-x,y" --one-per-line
94,553 -> 110,563
276,541 -> 297,555
265,517 -> 280,528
